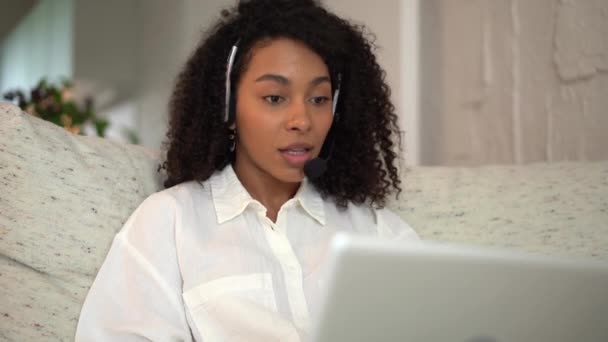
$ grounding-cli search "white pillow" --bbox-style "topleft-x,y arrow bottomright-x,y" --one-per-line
394,162 -> 608,258
0,103 -> 163,341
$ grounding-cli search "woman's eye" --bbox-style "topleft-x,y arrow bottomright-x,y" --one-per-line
263,95 -> 284,104
310,96 -> 330,105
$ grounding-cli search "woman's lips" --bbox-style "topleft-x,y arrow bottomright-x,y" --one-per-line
279,145 -> 313,167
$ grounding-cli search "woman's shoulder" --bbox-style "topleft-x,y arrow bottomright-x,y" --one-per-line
121,180 -> 215,238
327,200 -> 419,240
137,180 -> 213,214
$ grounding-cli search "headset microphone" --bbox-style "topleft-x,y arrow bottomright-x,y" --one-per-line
303,158 -> 326,179
303,127 -> 335,179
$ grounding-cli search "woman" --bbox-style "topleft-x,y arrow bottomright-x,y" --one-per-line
76,0 -> 418,340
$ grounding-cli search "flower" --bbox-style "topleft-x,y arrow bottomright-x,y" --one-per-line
25,104 -> 37,116
61,87 -> 74,102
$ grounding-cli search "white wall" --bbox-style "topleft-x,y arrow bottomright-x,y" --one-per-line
420,0 -> 608,165
399,0 -> 421,166
70,0 -> 230,146
73,0 -> 140,108
324,0 -> 420,165
0,0 -> 73,94
136,0 -> 230,149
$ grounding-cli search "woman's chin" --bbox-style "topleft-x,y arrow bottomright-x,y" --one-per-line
275,167 -> 306,184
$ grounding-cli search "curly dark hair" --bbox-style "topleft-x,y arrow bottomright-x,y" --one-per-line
162,0 -> 403,208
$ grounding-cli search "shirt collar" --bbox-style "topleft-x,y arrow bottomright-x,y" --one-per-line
210,165 -> 326,225
210,165 -> 256,224
293,177 -> 326,226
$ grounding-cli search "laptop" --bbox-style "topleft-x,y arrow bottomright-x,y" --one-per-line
311,232 -> 608,342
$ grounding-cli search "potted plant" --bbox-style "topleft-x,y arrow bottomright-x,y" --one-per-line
3,79 -> 109,137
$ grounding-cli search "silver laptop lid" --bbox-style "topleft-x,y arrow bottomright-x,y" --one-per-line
312,233 -> 608,342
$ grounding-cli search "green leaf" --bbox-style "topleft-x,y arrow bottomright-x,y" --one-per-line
94,119 -> 110,137
122,128 -> 141,145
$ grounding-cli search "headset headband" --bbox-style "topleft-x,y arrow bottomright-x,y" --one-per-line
224,43 -> 239,124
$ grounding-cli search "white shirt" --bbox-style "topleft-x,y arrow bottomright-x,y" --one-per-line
76,165 -> 418,341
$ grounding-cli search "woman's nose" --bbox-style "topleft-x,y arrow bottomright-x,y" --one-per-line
285,100 -> 311,132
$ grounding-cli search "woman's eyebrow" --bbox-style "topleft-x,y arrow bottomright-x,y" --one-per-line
254,74 -> 331,87
255,74 -> 289,85
310,76 -> 331,86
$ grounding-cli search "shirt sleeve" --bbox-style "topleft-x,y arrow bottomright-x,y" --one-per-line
75,192 -> 194,342
375,207 -> 420,241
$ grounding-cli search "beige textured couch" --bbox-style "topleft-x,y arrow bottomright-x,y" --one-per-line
1,102 -> 607,341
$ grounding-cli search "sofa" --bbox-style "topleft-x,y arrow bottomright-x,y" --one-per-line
1,102 -> 607,341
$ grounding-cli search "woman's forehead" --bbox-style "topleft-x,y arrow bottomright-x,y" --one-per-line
242,38 -> 330,82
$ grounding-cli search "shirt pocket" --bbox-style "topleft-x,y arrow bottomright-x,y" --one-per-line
183,273 -> 299,342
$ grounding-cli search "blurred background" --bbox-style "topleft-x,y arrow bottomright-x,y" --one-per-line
1,0 -> 606,166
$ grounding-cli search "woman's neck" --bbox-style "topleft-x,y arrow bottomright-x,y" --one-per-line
233,161 -> 300,223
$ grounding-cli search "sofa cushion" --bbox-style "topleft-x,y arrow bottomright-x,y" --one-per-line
393,163 -> 608,259
0,103 -> 163,341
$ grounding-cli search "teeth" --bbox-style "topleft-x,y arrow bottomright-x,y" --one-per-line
285,149 -> 306,155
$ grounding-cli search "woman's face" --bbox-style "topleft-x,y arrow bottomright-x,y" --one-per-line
234,38 -> 334,184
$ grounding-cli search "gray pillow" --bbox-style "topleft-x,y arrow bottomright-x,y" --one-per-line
394,162 -> 608,258
0,103 -> 163,341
